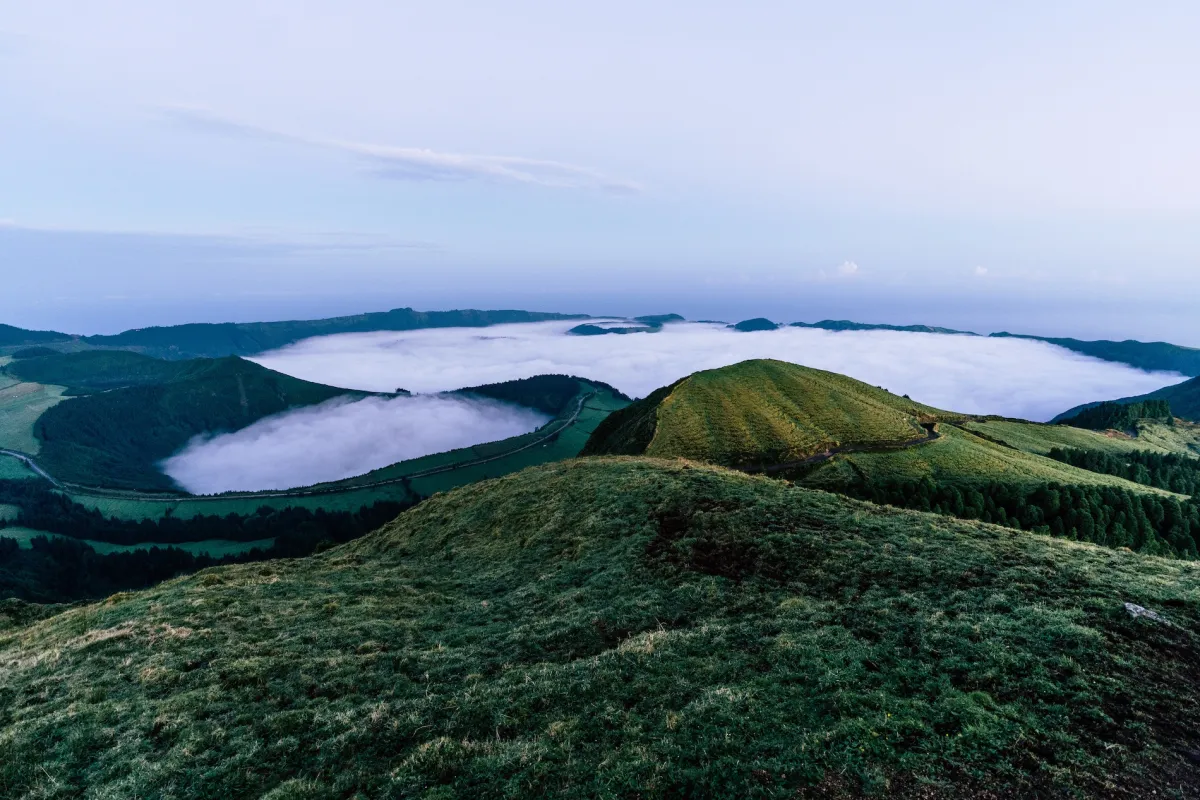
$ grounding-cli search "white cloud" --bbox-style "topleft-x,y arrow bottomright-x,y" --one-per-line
974,266 -> 989,277
837,260 -> 860,277
251,321 -> 1185,422
161,106 -> 642,193
161,394 -> 549,493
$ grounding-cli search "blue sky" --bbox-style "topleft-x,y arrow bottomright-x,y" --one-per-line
3,1 -> 1199,341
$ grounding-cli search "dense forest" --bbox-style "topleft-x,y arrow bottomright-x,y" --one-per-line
1058,400 -> 1173,431
832,475 -> 1200,558
0,479 -> 415,602
1048,446 -> 1200,495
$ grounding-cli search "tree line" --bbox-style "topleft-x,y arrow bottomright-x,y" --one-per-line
836,476 -> 1200,558
1047,446 -> 1200,496
1059,400 -> 1173,431
0,479 -> 416,603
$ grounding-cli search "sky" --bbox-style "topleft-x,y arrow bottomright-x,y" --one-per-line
3,2 -> 1200,342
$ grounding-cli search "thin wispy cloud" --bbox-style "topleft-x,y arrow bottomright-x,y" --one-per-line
161,106 -> 642,193
161,394 -> 549,493
252,321 -> 1185,422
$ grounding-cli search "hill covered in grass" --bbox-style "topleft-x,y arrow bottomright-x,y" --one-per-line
32,357 -> 353,490
3,457 -> 1200,797
584,359 -> 955,468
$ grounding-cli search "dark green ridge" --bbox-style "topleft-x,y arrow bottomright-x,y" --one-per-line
991,333 -> 1200,377
1057,376 -> 1200,424
793,320 -> 978,335
0,323 -> 71,347
78,308 -> 588,359
729,317 -> 779,331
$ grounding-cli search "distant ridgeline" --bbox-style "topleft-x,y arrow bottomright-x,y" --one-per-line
453,374 -> 630,414
1058,400 -> 1174,431
4,310 -> 1200,376
0,308 -> 588,360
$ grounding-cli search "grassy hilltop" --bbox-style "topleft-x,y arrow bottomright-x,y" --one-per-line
3,458 -> 1200,797
585,359 -> 955,468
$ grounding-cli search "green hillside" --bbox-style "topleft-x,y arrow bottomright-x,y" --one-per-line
32,357 -> 352,490
962,418 -> 1200,457
3,458 -> 1199,797
585,359 -> 955,468
799,423 -> 1183,496
3,350 -> 192,394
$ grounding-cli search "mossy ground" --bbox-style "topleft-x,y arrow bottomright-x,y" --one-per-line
3,458 -> 1199,798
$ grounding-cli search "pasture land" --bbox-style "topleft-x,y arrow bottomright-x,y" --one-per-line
0,381 -> 66,453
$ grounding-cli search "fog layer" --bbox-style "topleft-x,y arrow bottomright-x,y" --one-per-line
253,321 -> 1183,422
161,394 -> 549,494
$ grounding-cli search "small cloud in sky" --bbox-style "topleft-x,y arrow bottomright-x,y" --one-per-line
837,261 -> 860,277
974,266 -> 989,277
160,106 -> 642,193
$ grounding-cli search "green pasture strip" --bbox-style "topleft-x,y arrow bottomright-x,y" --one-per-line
964,419 -> 1196,458
0,455 -> 39,480
0,526 -> 273,556
0,381 -> 67,453
802,424 -> 1186,497
67,483 -> 415,521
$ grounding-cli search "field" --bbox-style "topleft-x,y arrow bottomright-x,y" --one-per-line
964,419 -> 1200,458
4,458 -> 1200,797
0,381 -> 66,454
0,526 -> 273,556
802,424 -> 1186,497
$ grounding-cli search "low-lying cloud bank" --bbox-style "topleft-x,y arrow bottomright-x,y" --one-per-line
253,321 -> 1185,422
161,394 -> 549,494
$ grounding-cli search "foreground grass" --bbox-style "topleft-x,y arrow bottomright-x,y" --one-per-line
2,458 -> 1199,798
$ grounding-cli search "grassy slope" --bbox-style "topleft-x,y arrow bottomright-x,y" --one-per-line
801,424 -> 1185,497
964,419 -> 1200,458
2,351 -> 186,394
3,458 -> 1199,797
33,357 -> 350,490
588,359 -> 956,467
0,382 -> 66,454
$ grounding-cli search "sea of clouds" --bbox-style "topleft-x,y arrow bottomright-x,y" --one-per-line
252,320 -> 1184,421
164,320 -> 1186,493
161,394 -> 549,494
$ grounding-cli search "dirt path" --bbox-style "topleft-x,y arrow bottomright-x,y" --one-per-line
742,422 -> 942,475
